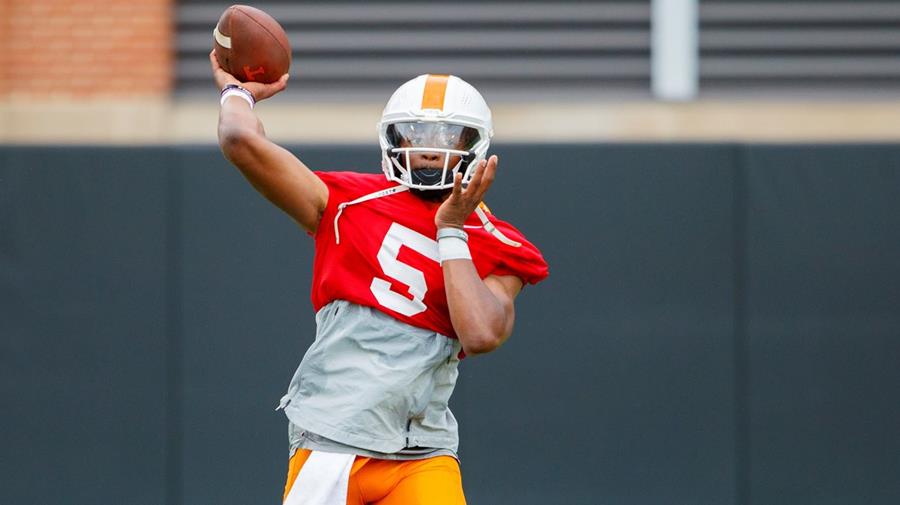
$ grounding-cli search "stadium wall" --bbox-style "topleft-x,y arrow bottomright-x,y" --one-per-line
1,144 -> 899,505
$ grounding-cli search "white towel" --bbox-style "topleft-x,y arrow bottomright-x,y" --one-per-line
283,451 -> 356,505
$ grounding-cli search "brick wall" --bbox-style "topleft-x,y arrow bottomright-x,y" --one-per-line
0,0 -> 173,99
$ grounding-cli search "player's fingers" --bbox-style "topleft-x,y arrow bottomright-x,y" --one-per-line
210,50 -> 241,90
465,159 -> 487,196
245,74 -> 288,100
266,74 -> 289,94
481,155 -> 497,184
483,155 -> 498,185
472,157 -> 495,199
209,50 -> 227,75
451,171 -> 463,199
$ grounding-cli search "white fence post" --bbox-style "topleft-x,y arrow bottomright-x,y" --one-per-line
652,0 -> 699,101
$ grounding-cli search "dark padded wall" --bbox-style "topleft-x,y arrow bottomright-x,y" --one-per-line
2,144 -> 899,505
741,146 -> 900,505
0,147 -> 171,505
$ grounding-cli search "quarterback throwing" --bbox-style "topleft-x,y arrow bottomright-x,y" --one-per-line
212,51 -> 548,504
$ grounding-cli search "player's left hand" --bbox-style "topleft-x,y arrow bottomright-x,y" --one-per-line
435,155 -> 498,229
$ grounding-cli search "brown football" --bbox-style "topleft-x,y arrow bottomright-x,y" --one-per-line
213,5 -> 291,84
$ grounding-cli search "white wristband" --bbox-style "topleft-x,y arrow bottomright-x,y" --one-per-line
220,88 -> 254,108
438,236 -> 472,264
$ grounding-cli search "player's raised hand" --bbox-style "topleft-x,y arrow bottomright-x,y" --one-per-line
435,155 -> 498,229
210,50 -> 288,102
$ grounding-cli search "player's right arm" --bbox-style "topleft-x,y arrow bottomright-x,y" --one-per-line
211,50 -> 328,234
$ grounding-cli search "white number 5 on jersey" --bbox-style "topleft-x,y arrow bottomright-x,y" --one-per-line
370,222 -> 440,316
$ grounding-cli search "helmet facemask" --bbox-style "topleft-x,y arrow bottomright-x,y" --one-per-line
381,121 -> 486,191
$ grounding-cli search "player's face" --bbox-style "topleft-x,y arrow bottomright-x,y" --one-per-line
384,121 -> 481,192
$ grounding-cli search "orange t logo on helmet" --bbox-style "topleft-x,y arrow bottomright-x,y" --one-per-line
421,74 -> 450,111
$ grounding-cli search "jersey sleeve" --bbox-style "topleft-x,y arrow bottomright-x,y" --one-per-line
312,171 -> 354,239
486,220 -> 549,286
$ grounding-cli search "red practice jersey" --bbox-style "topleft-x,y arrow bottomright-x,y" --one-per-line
310,171 -> 548,339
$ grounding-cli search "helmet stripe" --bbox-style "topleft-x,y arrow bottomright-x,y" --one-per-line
421,74 -> 449,110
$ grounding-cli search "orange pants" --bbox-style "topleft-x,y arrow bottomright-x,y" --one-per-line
283,448 -> 466,505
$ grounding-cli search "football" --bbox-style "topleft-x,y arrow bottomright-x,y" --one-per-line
213,5 -> 291,84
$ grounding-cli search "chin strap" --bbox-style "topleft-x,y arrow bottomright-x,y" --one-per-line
334,185 -> 409,244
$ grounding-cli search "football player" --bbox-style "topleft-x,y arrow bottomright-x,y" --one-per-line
211,50 -> 548,505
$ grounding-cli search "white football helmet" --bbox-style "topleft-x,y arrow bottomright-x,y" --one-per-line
377,74 -> 493,191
